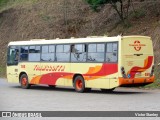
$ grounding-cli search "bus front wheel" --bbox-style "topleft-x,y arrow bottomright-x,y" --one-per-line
20,74 -> 31,89
74,76 -> 85,93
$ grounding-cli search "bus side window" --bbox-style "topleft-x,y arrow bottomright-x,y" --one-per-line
71,44 -> 78,53
55,45 -> 70,62
41,45 -> 55,61
88,43 -> 105,62
20,46 -> 29,61
106,42 -> 118,62
71,44 -> 87,62
28,46 -> 41,62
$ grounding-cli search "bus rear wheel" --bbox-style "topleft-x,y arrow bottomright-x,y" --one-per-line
20,74 -> 31,89
74,76 -> 85,93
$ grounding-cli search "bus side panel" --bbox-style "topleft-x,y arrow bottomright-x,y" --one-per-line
40,63 -> 71,86
19,63 -> 41,84
28,63 -> 119,89
27,63 -> 71,86
7,65 -> 19,83
71,63 -> 118,89
70,63 -> 108,89
104,65 -> 119,89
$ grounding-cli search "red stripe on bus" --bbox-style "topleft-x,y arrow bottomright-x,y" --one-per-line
36,63 -> 118,85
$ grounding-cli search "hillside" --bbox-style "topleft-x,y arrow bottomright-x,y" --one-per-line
0,0 -> 160,82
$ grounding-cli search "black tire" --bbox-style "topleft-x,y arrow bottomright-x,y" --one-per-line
101,88 -> 115,93
74,76 -> 85,93
48,85 -> 56,89
20,74 -> 31,89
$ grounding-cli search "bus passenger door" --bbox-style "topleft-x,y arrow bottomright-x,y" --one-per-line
7,46 -> 20,83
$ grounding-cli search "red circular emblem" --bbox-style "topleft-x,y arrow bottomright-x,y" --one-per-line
134,40 -> 141,51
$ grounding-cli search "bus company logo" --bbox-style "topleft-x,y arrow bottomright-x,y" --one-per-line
34,65 -> 65,72
129,40 -> 146,51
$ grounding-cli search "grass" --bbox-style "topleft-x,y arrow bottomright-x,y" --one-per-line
129,9 -> 146,20
0,0 -> 9,7
0,65 -> 6,77
142,79 -> 160,89
142,67 -> 160,89
0,0 -> 9,13
38,12 -> 52,21
8,0 -> 38,6
143,79 -> 160,89
0,17 -> 2,26
41,15 -> 51,21
0,0 -> 38,12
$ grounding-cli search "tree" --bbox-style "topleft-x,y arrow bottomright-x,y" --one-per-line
85,0 -> 133,24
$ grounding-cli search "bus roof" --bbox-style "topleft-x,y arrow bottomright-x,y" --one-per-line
8,35 -> 150,46
122,35 -> 151,39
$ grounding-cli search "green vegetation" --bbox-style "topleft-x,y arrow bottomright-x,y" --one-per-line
143,67 -> 160,89
8,0 -> 38,5
85,0 -> 135,25
0,0 -> 38,12
0,17 -> 2,26
0,0 -> 8,11
0,65 -> 6,77
131,10 -> 146,19
0,0 -> 9,6
85,0 -> 109,11
41,15 -> 51,21
143,79 -> 160,89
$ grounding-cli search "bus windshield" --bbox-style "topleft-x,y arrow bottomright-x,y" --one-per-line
7,46 -> 19,65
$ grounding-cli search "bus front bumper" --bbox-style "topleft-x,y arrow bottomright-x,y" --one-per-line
119,76 -> 155,87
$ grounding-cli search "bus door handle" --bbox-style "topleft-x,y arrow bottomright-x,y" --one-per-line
134,54 -> 143,56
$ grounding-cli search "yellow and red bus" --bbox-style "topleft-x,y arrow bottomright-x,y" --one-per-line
7,36 -> 154,92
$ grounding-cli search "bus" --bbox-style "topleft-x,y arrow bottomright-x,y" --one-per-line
7,35 -> 155,92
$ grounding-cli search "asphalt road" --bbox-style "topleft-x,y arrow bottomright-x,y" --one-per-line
0,78 -> 160,120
